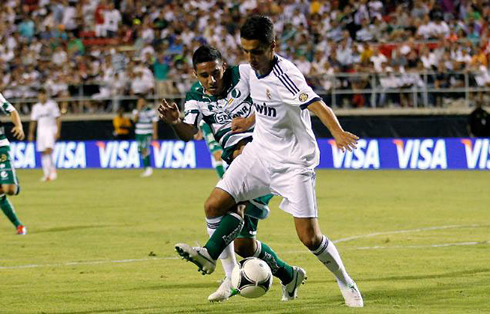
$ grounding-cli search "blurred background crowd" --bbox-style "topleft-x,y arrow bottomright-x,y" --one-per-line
1,0 -> 490,113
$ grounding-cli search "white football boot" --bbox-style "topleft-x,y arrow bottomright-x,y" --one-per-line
208,277 -> 239,302
281,266 -> 307,301
140,167 -> 153,177
339,281 -> 364,307
175,243 -> 216,275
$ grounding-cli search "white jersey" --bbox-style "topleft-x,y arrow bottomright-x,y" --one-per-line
248,55 -> 322,167
31,100 -> 60,133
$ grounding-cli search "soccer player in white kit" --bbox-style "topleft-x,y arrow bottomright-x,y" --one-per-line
175,16 -> 364,307
28,89 -> 61,181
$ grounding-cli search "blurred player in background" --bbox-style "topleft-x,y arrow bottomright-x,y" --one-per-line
159,45 -> 305,302
28,88 -> 61,182
173,16 -> 364,307
0,93 -> 27,235
132,96 -> 158,177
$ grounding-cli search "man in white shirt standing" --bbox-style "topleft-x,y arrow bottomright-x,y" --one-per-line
174,16 -> 363,307
28,88 -> 61,181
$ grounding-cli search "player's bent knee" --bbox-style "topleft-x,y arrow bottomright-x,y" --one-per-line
3,185 -> 18,196
204,189 -> 236,218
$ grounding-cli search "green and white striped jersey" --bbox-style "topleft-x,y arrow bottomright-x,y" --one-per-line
0,99 -> 16,147
183,64 -> 254,160
133,106 -> 158,135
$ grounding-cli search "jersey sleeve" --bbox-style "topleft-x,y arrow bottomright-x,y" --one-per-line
0,99 -> 16,116
182,98 -> 202,127
274,62 -> 322,109
51,101 -> 61,118
30,105 -> 38,121
150,109 -> 158,122
238,64 -> 252,93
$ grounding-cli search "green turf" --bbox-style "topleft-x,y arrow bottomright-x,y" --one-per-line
0,169 -> 489,314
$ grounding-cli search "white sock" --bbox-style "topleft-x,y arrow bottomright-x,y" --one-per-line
206,216 -> 237,279
48,153 -> 56,174
41,155 -> 50,177
311,235 -> 353,287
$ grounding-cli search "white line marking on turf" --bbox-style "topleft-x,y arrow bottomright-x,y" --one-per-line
332,224 -> 484,243
0,257 -> 177,270
1,224 -> 487,271
354,241 -> 490,250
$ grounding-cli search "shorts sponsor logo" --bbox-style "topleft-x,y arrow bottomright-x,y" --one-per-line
1,171 -> 7,178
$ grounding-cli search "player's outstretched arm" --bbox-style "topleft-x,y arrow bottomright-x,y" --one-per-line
27,120 -> 36,142
10,109 -> 25,141
158,99 -> 197,142
308,101 -> 358,152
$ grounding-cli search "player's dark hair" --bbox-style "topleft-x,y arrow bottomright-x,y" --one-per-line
38,88 -> 47,94
192,45 -> 223,70
240,15 -> 275,46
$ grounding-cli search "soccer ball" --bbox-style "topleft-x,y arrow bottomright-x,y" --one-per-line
231,257 -> 273,298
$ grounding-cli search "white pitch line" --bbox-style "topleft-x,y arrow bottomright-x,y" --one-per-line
1,224 -> 487,271
332,224 -> 484,243
0,256 -> 177,270
354,241 -> 490,250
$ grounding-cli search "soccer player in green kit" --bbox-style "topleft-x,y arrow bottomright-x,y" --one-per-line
159,45 -> 306,302
132,96 -> 158,177
0,93 -> 27,235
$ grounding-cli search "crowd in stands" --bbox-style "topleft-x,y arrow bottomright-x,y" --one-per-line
1,0 -> 490,112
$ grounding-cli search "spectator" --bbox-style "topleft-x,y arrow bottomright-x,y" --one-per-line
468,102 -> 490,137
113,107 -> 132,140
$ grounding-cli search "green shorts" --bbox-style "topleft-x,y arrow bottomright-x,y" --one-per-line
237,215 -> 258,239
135,134 -> 152,152
0,146 -> 19,186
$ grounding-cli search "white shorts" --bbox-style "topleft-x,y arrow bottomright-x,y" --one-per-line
36,130 -> 56,152
216,142 -> 318,218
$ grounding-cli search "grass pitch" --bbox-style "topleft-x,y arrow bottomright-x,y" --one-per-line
0,169 -> 489,314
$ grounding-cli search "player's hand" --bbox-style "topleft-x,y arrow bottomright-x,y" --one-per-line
332,131 -> 359,153
231,117 -> 250,133
11,126 -> 25,140
158,99 -> 181,125
55,132 -> 61,140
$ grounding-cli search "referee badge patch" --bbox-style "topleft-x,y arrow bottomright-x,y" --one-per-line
299,93 -> 309,102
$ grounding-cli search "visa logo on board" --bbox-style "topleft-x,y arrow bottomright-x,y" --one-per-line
461,139 -> 490,169
329,139 -> 380,169
10,142 -> 36,168
393,139 -> 447,169
97,141 -> 140,168
53,142 -> 86,168
152,141 -> 196,168
10,141 -> 86,169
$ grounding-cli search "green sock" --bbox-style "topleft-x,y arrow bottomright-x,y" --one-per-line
215,162 -> 225,178
0,195 -> 21,227
204,213 -> 244,260
257,241 -> 294,284
143,155 -> 151,168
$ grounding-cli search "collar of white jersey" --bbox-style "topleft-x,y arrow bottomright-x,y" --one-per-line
255,55 -> 280,79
